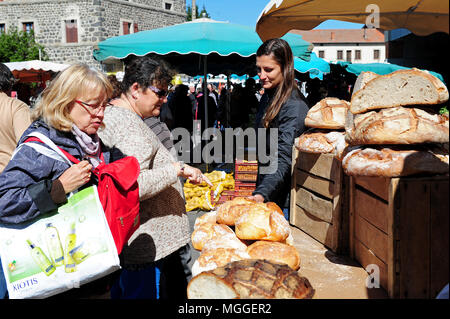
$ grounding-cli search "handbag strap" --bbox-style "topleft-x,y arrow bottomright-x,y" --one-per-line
25,132 -> 76,165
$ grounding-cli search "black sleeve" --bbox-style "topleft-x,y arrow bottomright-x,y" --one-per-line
27,179 -> 59,214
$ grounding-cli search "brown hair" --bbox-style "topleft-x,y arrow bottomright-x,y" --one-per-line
257,39 -> 298,128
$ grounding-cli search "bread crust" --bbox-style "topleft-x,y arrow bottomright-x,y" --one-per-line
297,129 -> 347,159
246,241 -> 300,270
305,98 -> 350,129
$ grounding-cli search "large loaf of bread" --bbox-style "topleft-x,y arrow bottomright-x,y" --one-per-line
191,248 -> 250,277
191,223 -> 235,251
342,146 -> 449,177
346,107 -> 449,145
246,241 -> 300,270
350,69 -> 449,114
352,71 -> 379,96
296,129 -> 347,159
187,259 -> 314,299
304,98 -> 350,129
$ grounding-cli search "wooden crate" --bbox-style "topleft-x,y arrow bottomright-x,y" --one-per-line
349,175 -> 449,298
290,142 -> 350,254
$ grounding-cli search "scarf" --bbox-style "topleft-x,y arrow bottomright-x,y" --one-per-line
71,125 -> 102,168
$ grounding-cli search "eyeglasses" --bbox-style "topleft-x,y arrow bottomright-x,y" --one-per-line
75,100 -> 108,115
148,86 -> 169,98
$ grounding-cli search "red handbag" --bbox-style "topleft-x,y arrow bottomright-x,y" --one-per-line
24,136 -> 140,254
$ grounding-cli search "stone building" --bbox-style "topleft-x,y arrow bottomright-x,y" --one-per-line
0,0 -> 186,68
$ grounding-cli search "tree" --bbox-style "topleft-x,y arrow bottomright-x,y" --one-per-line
186,4 -> 211,21
0,28 -> 48,62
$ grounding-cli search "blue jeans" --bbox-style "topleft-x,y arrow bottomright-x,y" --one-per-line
0,256 -> 8,299
282,207 -> 289,221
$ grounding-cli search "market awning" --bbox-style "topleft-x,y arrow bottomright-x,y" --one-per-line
4,60 -> 70,83
294,52 -> 330,80
256,0 -> 449,41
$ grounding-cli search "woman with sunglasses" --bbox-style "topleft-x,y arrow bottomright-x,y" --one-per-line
98,55 -> 208,299
0,64 -> 124,297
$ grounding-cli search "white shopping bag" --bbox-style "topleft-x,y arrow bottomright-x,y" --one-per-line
0,186 -> 120,299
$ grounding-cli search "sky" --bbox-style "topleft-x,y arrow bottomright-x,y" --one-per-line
187,0 -> 364,29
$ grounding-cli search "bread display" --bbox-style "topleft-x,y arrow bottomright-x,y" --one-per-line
246,241 -> 300,270
193,211 -> 217,230
296,129 -> 347,159
342,146 -> 449,177
191,223 -> 235,251
350,69 -> 449,114
187,259 -> 314,299
191,248 -> 250,277
304,98 -> 350,129
346,107 -> 449,145
234,206 -> 291,242
201,233 -> 248,252
351,71 -> 379,96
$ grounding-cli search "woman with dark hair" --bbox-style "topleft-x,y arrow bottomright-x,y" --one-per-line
98,55 -> 210,299
248,38 -> 309,220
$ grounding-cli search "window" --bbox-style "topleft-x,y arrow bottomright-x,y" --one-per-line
318,50 -> 325,58
65,19 -> 78,43
0,24 -> 5,34
122,21 -> 132,35
134,23 -> 138,33
165,2 -> 172,10
22,22 -> 34,34
374,49 -> 380,60
346,50 -> 352,62
337,50 -> 343,60
355,50 -> 361,60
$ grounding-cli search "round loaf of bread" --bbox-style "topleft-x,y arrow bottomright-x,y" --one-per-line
296,130 -> 347,159
194,211 -> 217,230
342,146 -> 449,177
201,233 -> 248,252
191,248 -> 251,277
191,223 -> 235,251
187,259 -> 315,299
246,241 -> 300,270
350,68 -> 449,114
235,207 -> 291,242
305,98 -> 350,129
346,107 -> 449,145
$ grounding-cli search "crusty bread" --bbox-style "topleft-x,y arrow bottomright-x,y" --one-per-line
191,223 -> 235,251
304,98 -> 350,129
191,248 -> 251,277
246,241 -> 300,270
296,129 -> 347,159
346,107 -> 449,145
202,233 -> 248,252
342,146 -> 449,177
193,211 -> 217,230
351,71 -> 379,96
350,69 -> 449,114
187,259 -> 315,299
235,207 -> 291,242
216,198 -> 283,226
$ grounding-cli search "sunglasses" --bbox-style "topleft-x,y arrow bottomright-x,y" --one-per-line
75,100 -> 108,116
148,86 -> 169,98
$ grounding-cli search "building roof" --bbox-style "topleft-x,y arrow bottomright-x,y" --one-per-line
291,28 -> 385,44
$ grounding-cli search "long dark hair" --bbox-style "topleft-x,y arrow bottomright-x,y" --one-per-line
257,39 -> 297,128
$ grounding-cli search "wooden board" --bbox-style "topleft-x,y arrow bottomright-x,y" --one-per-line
295,150 -> 341,182
295,169 -> 336,199
354,187 -> 389,233
353,238 -> 388,290
295,187 -> 333,223
354,176 -> 390,201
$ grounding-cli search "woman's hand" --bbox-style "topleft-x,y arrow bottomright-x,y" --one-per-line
57,161 -> 93,194
247,194 -> 265,203
174,162 -> 213,186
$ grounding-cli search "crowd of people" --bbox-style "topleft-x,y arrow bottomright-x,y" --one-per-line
0,38 -> 353,300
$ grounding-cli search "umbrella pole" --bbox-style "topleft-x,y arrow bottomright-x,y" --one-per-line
203,55 -> 209,172
226,72 -> 231,128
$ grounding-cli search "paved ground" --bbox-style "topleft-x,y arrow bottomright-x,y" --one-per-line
186,210 -> 388,299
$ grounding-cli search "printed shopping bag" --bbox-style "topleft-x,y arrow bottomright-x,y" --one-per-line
0,186 -> 120,299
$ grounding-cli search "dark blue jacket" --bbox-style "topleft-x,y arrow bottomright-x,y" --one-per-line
253,88 -> 309,209
0,120 -> 122,224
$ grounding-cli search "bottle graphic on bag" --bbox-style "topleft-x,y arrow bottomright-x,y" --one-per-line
26,239 -> 56,276
44,223 -> 64,267
64,223 -> 77,273
70,242 -> 90,264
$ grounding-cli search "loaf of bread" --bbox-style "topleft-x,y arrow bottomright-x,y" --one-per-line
191,248 -> 250,277
187,259 -> 315,299
351,71 -> 379,96
350,69 -> 449,114
342,146 -> 449,177
235,206 -> 291,242
246,241 -> 300,270
304,98 -> 350,129
201,233 -> 248,252
216,197 -> 283,226
191,223 -> 235,251
346,107 -> 449,145
193,211 -> 217,230
296,130 -> 347,159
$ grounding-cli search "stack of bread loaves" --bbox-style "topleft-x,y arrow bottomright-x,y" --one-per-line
191,197 -> 300,278
343,69 -> 449,177
297,97 -> 350,160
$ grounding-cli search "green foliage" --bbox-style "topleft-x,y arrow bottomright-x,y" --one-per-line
439,106 -> 448,115
186,4 -> 211,21
0,28 -> 48,62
